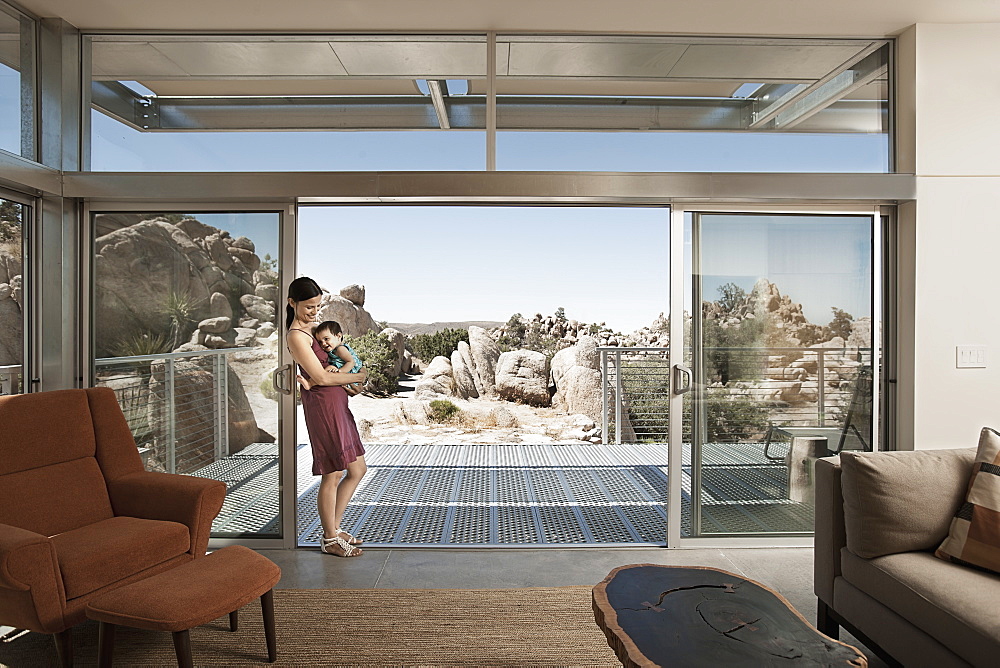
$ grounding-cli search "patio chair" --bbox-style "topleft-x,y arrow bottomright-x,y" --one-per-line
0,388 -> 227,667
763,365 -> 873,461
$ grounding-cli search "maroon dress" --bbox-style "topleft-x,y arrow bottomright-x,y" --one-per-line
293,331 -> 366,475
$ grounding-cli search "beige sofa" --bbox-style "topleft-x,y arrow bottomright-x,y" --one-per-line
815,448 -> 1000,668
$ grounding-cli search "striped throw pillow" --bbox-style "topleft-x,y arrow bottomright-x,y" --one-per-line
935,427 -> 1000,574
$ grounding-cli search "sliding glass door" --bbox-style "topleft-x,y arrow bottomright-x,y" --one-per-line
0,193 -> 27,395
89,206 -> 293,542
680,210 -> 878,537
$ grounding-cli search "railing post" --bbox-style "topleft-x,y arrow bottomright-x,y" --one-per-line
166,358 -> 176,474
615,349 -> 623,445
214,354 -> 226,460
601,349 -> 608,445
817,350 -> 826,427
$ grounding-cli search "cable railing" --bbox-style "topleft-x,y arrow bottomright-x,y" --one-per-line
94,348 -> 251,474
0,364 -> 23,396
600,346 -> 873,444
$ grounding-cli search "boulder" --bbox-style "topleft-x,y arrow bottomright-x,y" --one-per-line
240,294 -> 275,324
147,359 -> 259,471
550,335 -> 599,389
209,291 -> 232,319
340,284 -> 366,306
468,325 -> 501,397
401,349 -> 413,374
495,349 -> 551,407
457,340 -> 482,396
317,294 -> 378,338
450,348 -> 478,399
0,250 -> 22,285
414,356 -> 455,398
198,316 -> 231,334
395,398 -> 431,425
0,283 -> 21,362
255,283 -> 279,303
553,366 -> 603,423
234,327 -> 257,347
257,322 -> 276,339
380,327 -> 406,377
489,405 -> 519,428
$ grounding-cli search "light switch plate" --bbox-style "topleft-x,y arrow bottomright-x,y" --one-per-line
956,345 -> 988,368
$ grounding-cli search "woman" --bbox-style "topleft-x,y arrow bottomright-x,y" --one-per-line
285,276 -> 368,557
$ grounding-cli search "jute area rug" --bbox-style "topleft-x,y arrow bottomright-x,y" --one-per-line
0,587 -> 623,667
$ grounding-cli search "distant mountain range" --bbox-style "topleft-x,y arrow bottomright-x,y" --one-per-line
388,321 -> 505,336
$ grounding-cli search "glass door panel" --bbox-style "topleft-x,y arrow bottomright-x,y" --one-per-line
90,210 -> 284,539
0,196 -> 26,395
684,212 -> 876,536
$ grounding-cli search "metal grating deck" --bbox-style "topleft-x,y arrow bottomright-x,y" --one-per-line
198,442 -> 813,544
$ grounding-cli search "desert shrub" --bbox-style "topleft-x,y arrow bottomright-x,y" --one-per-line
409,328 -> 469,362
428,399 -> 461,423
260,376 -> 279,402
345,330 -> 399,395
112,331 -> 171,358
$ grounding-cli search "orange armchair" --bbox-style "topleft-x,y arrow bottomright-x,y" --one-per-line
0,388 -> 227,666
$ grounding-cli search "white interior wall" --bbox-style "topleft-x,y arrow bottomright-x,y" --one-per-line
903,23 -> 1000,449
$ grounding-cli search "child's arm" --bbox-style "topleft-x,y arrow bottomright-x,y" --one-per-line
333,345 -> 358,373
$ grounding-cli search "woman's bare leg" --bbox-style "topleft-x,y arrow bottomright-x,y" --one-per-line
317,470 -> 344,538
333,456 -> 368,531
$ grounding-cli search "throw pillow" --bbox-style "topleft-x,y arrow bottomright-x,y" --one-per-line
935,427 -> 1000,574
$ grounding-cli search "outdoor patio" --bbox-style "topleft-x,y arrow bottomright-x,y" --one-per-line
196,440 -> 814,545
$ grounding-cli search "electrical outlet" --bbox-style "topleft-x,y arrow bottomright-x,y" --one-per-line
956,345 -> 988,368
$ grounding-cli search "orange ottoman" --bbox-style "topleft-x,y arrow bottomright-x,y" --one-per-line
85,545 -> 281,667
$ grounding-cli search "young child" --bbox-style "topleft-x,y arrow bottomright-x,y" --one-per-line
298,320 -> 365,394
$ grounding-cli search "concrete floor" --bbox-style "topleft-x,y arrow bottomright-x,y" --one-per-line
258,545 -> 888,667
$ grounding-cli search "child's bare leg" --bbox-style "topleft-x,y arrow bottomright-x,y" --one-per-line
296,373 -> 313,391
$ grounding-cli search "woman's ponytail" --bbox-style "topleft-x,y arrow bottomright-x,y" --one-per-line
285,303 -> 295,330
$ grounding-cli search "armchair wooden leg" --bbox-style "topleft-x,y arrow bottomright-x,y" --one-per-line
53,628 -> 73,667
261,588 -> 277,663
817,600 -> 840,639
172,629 -> 194,668
229,609 -> 238,632
97,622 -> 116,668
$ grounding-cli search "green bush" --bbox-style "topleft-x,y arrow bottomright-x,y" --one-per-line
409,328 -> 469,362
112,331 -> 172,357
345,330 -> 399,395
428,399 -> 461,423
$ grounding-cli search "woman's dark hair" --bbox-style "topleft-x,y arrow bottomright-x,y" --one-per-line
285,276 -> 323,329
314,320 -> 343,337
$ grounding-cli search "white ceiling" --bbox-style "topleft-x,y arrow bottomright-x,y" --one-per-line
12,0 -> 1000,36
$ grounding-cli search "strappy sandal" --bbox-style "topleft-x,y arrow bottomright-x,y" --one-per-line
335,529 -> 364,546
320,535 -> 363,558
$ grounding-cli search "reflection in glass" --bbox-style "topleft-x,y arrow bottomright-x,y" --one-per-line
0,4 -> 34,159
685,213 -> 875,536
91,211 -> 282,537
0,197 -> 23,394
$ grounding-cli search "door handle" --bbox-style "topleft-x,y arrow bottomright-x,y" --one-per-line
272,364 -> 293,395
673,365 -> 693,395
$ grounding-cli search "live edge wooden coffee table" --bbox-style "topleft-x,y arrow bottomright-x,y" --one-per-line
593,564 -> 866,667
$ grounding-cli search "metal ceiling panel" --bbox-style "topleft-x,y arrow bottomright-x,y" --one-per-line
92,41 -> 189,78
470,79 -> 741,98
331,40 -> 490,77
149,41 -> 349,77
505,41 -> 688,78
667,44 -> 867,81
136,78 -> 423,97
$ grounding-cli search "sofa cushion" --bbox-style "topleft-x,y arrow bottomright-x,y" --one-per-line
0,458 -> 114,536
841,548 -> 1000,667
936,427 -> 1000,574
840,448 -> 975,558
50,516 -> 191,600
